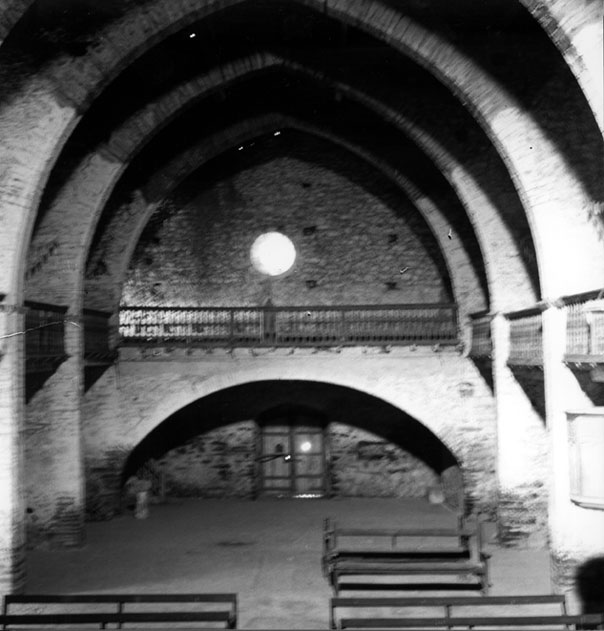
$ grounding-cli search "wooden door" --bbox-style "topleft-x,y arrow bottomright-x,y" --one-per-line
259,423 -> 326,497
260,426 -> 293,496
291,426 -> 324,497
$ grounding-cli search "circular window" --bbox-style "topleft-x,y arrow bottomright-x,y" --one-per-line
250,232 -> 296,276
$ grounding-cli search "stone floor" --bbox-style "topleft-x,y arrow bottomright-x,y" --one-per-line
26,497 -> 563,628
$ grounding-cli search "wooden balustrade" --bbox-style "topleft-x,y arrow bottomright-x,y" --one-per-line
506,307 -> 543,366
119,304 -> 459,348
564,289 -> 604,363
468,312 -> 493,359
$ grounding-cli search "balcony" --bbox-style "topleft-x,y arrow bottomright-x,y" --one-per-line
119,303 -> 459,348
468,311 -> 493,359
25,300 -> 68,373
506,306 -> 543,367
564,290 -> 604,365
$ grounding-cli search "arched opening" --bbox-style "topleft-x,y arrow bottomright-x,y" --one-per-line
120,380 -> 464,511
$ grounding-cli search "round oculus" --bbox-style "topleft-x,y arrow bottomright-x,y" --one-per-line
250,232 -> 296,276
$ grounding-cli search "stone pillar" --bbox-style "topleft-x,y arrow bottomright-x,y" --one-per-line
83,365 -> 128,518
0,306 -> 26,592
492,313 -> 549,547
542,305 -> 604,593
25,317 -> 84,547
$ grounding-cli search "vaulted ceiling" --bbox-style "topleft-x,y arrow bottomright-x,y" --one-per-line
1,0 -> 602,314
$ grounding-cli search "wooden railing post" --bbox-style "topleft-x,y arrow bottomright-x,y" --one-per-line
229,309 -> 235,347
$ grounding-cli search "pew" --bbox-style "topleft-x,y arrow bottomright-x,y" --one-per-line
330,595 -> 604,630
323,516 -> 489,595
1,593 -> 237,629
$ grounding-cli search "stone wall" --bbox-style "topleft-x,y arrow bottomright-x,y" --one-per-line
121,142 -> 451,308
329,423 -> 439,498
82,347 -> 499,515
150,421 -> 257,498
131,420 -> 440,500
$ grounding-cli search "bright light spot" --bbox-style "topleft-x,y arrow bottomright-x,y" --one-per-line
300,441 -> 312,452
238,146 -> 243,151
189,32 -> 196,38
274,130 -> 281,136
284,454 -> 292,461
250,232 -> 296,276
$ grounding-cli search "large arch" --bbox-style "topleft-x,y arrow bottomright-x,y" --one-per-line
83,350 -> 496,508
518,0 -> 603,132
37,50 -> 532,320
82,112 -> 488,319
1,0 -> 600,302
1,0 -> 598,135
29,55 -> 501,310
87,118 -> 487,322
120,380 -> 464,506
0,0 -> 600,596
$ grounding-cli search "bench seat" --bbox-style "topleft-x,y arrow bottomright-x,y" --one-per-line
1,593 -> 238,629
339,614 -> 604,629
323,517 -> 489,595
330,594 -> 574,630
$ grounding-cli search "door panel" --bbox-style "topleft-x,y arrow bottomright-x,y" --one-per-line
293,428 -> 324,496
260,428 -> 292,495
259,423 -> 325,497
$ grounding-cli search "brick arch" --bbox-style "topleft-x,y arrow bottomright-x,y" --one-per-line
1,0 -> 598,134
85,107 -> 523,319
2,0 -> 601,304
118,355 -> 491,485
29,54 -> 504,316
32,51 -> 531,323
517,0 -> 603,133
116,130 -> 484,315
119,375 -> 467,506
83,114 -> 486,319
31,52 -> 516,318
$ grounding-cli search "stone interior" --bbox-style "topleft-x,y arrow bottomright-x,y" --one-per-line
0,0 -> 602,607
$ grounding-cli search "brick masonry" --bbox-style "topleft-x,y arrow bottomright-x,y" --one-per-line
148,421 -> 258,499
0,0 -> 601,596
82,348 -> 498,516
328,422 -> 440,498
121,139 -> 451,308
127,420 -> 440,501
84,112 -> 490,319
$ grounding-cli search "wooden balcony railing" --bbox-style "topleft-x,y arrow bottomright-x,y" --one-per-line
25,300 -> 68,372
506,306 -> 544,366
564,289 -> 604,363
83,308 -> 116,363
119,303 -> 459,348
468,311 -> 493,359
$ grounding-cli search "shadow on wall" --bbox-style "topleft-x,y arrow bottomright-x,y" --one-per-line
576,556 -> 604,614
571,369 -> 604,406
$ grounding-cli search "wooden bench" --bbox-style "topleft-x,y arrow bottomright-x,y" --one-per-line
323,517 -> 489,595
1,593 -> 237,628
330,595 -> 603,630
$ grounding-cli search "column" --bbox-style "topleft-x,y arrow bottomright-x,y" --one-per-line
542,305 -> 604,592
492,313 -> 549,546
25,317 -> 85,547
0,305 -> 26,592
